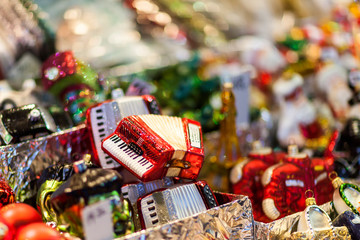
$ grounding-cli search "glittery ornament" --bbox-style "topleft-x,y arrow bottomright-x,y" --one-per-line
230,142 -> 284,222
41,51 -> 101,124
0,180 -> 15,209
262,145 -> 334,220
50,160 -> 134,238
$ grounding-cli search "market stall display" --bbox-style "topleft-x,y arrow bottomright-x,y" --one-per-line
3,0 -> 360,239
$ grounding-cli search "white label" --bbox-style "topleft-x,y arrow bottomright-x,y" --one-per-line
82,200 -> 113,240
188,123 -> 201,148
285,179 -> 304,187
231,70 -> 250,128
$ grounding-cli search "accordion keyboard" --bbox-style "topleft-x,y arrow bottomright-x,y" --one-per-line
102,134 -> 154,177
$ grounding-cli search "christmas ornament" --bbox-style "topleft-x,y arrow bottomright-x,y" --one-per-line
290,190 -> 350,239
137,181 -> 218,229
15,222 -> 63,240
101,115 -> 204,182
273,72 -> 323,148
331,172 -> 360,216
0,180 -> 15,209
316,63 -> 352,121
262,145 -> 334,220
333,211 -> 360,240
41,51 -> 101,124
199,82 -> 241,192
329,118 -> 360,178
216,82 -> 241,163
86,95 -> 161,169
230,141 -> 284,222
0,203 -> 43,240
50,158 -> 134,238
121,177 -> 175,206
36,163 -> 75,224
0,104 -> 58,145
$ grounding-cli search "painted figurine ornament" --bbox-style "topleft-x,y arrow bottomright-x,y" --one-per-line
316,63 -> 352,122
273,72 -> 323,148
230,141 -> 285,222
262,145 -> 334,220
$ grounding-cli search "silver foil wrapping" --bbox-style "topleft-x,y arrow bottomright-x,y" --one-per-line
254,201 -> 335,239
117,195 -> 254,240
0,124 -> 90,201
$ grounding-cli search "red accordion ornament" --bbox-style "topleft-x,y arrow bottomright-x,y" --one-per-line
86,95 -> 161,169
137,180 -> 218,229
102,115 -> 204,182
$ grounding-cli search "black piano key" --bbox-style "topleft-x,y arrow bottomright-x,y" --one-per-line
100,134 -> 106,138
99,128 -> 105,133
96,116 -> 103,120
98,122 -> 104,126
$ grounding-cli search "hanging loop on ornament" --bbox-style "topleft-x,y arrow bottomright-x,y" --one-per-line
329,171 -> 345,189
329,171 -> 338,181
305,189 -> 314,199
305,189 -> 316,206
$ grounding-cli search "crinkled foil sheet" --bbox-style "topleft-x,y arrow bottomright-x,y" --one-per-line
254,201 -> 334,239
0,124 -> 90,201
117,195 -> 254,240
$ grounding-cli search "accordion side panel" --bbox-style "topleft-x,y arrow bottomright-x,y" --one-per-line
141,95 -> 162,115
180,118 -> 204,180
86,100 -> 120,168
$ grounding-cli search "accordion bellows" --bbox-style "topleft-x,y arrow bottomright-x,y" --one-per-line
101,114 -> 204,181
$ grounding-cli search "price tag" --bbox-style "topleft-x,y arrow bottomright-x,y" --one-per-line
82,199 -> 113,240
232,71 -> 250,128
